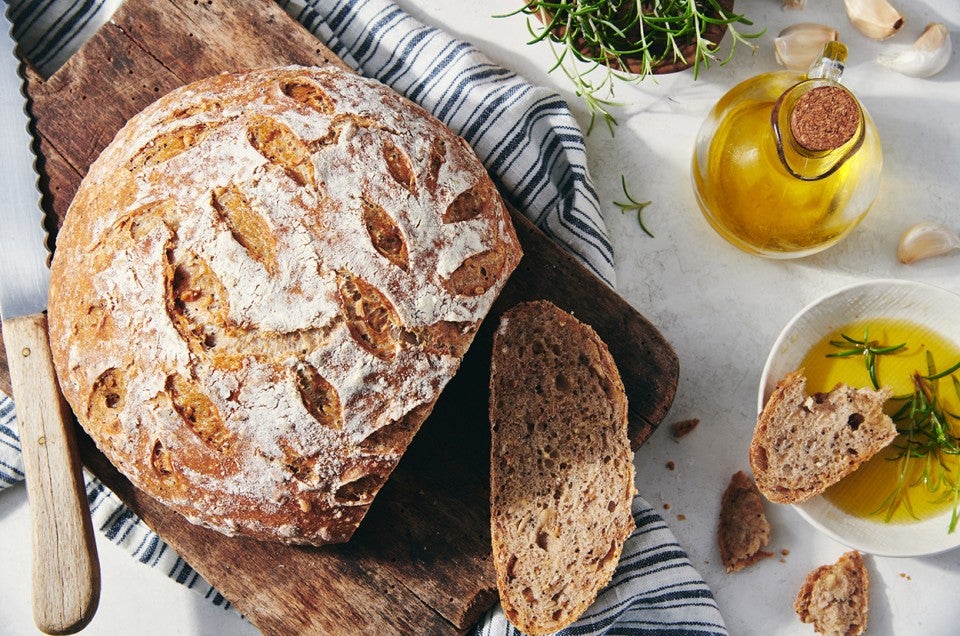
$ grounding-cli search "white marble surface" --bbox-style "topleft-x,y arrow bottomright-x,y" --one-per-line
2,1 -> 959,633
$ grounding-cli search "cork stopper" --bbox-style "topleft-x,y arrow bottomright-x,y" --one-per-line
789,86 -> 860,152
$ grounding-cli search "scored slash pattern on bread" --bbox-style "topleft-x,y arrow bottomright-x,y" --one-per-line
47,66 -> 521,545
749,370 -> 897,504
795,551 -> 869,636
489,300 -> 635,636
717,470 -> 773,573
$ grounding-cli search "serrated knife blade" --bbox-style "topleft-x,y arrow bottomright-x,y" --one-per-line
0,28 -> 47,321
0,9 -> 100,635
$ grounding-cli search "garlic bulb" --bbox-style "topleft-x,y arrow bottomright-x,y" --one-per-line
897,222 -> 960,264
877,23 -> 952,78
844,0 -> 904,40
775,23 -> 840,71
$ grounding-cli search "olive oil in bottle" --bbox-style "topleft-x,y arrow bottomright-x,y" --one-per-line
692,42 -> 882,258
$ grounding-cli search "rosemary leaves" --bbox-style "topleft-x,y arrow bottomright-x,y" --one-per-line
613,175 -> 654,237
824,327 -> 960,533
501,0 -> 763,133
827,328 -> 906,390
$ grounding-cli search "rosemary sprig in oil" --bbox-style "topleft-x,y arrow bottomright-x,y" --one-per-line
879,351 -> 960,532
825,329 -> 960,532
826,328 -> 906,390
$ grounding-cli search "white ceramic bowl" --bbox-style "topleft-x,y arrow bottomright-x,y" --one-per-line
758,279 -> 960,557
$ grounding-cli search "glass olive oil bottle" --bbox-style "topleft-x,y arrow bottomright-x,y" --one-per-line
692,43 -> 882,257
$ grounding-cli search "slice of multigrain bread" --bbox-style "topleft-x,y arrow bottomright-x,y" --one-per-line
749,370 -> 897,504
795,551 -> 869,636
489,300 -> 635,636
718,471 -> 773,573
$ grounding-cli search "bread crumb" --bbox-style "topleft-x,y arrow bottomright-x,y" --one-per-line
671,418 -> 700,439
666,460 -> 676,471
717,471 -> 773,573
677,514 -> 687,521
899,572 -> 911,581
663,503 -> 671,510
782,548 -> 790,556
795,551 -> 869,636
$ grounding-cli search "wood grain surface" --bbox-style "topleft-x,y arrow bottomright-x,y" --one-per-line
1,0 -> 679,633
3,314 -> 99,634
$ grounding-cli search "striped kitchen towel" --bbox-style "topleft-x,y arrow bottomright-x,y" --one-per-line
2,0 -> 728,633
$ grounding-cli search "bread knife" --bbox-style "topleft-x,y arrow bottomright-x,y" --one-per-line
0,9 -> 100,634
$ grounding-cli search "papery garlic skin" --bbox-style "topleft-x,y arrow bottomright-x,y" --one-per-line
782,0 -> 806,9
898,222 -> 960,264
775,23 -> 840,71
844,0 -> 904,40
877,23 -> 952,78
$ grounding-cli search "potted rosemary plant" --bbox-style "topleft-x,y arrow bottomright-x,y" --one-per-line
506,0 -> 762,132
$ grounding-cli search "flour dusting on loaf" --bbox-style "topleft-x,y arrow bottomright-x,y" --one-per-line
48,66 -> 521,545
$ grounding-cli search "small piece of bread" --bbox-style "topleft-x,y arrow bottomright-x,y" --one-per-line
795,551 -> 869,636
671,418 -> 700,439
718,471 -> 773,573
489,300 -> 635,636
749,370 -> 897,504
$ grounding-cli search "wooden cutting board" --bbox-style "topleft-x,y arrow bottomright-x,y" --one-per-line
0,0 -> 679,633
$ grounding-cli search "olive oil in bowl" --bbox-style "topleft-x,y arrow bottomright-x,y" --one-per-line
799,318 -> 960,524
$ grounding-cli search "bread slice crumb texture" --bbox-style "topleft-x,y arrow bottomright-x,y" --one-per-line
795,550 -> 869,636
718,470 -> 772,573
489,300 -> 635,636
750,370 -> 897,504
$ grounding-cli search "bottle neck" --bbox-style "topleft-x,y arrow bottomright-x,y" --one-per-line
807,41 -> 848,83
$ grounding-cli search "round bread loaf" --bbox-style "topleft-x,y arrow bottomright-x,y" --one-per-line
48,66 -> 521,545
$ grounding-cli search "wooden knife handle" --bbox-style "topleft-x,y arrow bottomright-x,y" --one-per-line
3,312 -> 100,634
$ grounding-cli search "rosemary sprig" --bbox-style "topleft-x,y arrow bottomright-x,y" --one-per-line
826,328 -> 906,390
880,352 -> 960,532
500,1 -> 763,133
613,175 -> 654,237
824,328 -> 960,532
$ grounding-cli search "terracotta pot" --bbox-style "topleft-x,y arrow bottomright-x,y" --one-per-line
533,0 -> 736,76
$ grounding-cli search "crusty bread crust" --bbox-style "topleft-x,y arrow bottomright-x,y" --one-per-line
48,66 -> 521,545
795,551 -> 869,636
749,370 -> 896,504
489,300 -> 635,636
718,471 -> 773,573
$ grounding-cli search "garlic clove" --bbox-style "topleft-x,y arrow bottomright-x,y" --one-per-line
897,222 -> 960,264
844,0 -> 904,40
877,23 -> 952,78
775,23 -> 840,71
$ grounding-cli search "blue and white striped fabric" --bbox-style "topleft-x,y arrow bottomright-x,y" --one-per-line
2,0 -> 728,633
